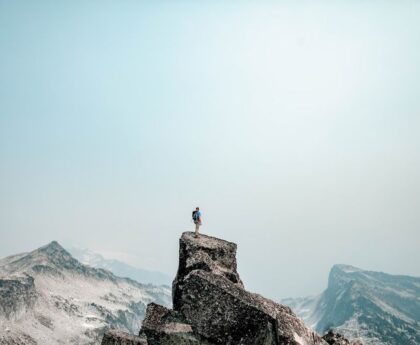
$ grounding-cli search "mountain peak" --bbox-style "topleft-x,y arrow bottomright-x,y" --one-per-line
285,264 -> 420,345
26,240 -> 87,273
331,264 -> 362,274
42,240 -> 63,250
37,241 -> 70,258
328,264 -> 363,290
0,241 -> 172,345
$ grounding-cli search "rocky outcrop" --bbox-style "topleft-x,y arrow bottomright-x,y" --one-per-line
102,232 -> 358,345
102,330 -> 147,345
322,331 -> 363,345
140,303 -> 213,345
0,275 -> 37,319
172,232 -> 243,310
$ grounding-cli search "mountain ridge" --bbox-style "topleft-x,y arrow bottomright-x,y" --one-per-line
282,264 -> 420,345
0,241 -> 171,345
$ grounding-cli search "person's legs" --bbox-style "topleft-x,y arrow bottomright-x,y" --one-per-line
195,221 -> 200,237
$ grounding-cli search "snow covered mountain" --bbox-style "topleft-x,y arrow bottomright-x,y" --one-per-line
0,241 -> 171,345
67,246 -> 172,287
282,264 -> 420,345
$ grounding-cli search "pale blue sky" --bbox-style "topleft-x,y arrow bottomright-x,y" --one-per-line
1,1 -> 419,298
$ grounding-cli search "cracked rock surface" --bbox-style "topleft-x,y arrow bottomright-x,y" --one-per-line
101,330 -> 147,345
102,232 -> 359,345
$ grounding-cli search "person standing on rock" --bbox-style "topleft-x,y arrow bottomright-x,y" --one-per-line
192,207 -> 202,237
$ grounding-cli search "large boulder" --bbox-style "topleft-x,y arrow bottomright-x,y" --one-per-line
140,303 -> 213,345
102,232 -> 359,345
101,330 -> 147,345
176,269 -> 323,344
172,232 -> 243,310
171,233 -> 325,345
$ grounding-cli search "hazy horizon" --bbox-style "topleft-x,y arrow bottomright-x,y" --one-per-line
1,0 -> 419,299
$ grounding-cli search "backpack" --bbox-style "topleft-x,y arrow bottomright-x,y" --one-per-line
192,210 -> 199,221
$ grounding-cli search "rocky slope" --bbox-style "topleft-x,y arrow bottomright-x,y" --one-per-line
102,232 -> 359,345
282,265 -> 420,345
0,241 -> 171,345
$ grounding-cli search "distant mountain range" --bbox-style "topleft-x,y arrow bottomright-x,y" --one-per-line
0,241 -> 171,345
2,241 -> 418,345
67,246 -> 172,287
282,264 -> 420,345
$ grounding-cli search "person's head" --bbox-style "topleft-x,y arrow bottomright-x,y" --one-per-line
196,207 -> 199,211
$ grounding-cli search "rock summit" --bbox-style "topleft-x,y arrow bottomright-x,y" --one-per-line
102,232 -> 356,345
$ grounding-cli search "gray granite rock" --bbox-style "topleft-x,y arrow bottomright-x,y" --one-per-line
170,233 -> 324,344
177,269 -> 324,344
172,232 -> 243,310
140,303 -> 213,345
102,232 -> 358,345
101,330 -> 147,345
0,275 -> 37,319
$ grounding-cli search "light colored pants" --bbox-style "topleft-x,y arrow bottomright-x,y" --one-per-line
194,221 -> 201,235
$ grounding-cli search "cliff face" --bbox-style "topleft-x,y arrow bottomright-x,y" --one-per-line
102,232 -> 356,345
283,264 -> 419,345
0,275 -> 37,320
